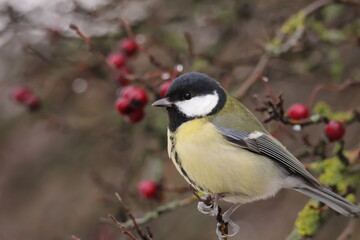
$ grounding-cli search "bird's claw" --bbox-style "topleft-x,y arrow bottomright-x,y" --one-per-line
216,219 -> 240,239
197,200 -> 218,216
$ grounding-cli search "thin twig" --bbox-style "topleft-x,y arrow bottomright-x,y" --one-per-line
119,17 -> 135,40
137,44 -> 169,70
115,193 -> 147,240
108,214 -> 138,240
336,219 -> 357,240
235,0 -> 334,99
119,18 -> 168,70
23,44 -> 52,65
235,54 -> 270,99
146,226 -> 154,240
69,24 -> 91,45
307,80 -> 360,108
184,31 -> 195,57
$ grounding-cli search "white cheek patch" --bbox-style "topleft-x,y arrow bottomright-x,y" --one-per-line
175,91 -> 219,117
248,131 -> 263,139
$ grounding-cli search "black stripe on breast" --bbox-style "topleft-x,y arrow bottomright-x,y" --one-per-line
174,150 -> 205,192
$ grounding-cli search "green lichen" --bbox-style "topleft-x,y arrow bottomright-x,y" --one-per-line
310,152 -> 360,195
337,175 -> 360,195
312,101 -> 355,122
266,37 -> 282,56
318,156 -> 346,186
312,101 -> 332,117
295,201 -> 322,236
281,11 -> 305,34
345,193 -> 356,204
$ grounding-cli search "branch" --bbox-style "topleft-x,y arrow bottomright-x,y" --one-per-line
121,196 -> 196,228
235,54 -> 270,99
69,24 -> 91,46
336,219 -> 357,240
119,17 -> 169,70
234,0 -> 334,99
184,31 -> 195,58
307,80 -> 360,108
286,148 -> 360,240
115,193 -> 148,240
119,17 -> 135,40
108,214 -> 138,240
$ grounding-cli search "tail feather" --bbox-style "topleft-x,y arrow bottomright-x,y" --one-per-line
295,186 -> 360,218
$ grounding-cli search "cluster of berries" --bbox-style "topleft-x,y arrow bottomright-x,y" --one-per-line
287,103 -> 345,142
109,38 -> 173,123
106,38 -> 138,87
115,86 -> 148,123
11,86 -> 41,111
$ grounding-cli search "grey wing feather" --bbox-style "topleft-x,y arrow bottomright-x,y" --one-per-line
216,126 -> 320,186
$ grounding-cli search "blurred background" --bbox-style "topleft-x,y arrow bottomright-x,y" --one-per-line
0,0 -> 359,239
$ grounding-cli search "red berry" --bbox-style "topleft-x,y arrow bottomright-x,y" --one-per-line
126,108 -> 145,123
324,120 -> 345,142
11,86 -> 32,103
287,103 -> 309,120
121,86 -> 148,107
138,180 -> 158,198
159,81 -> 172,98
106,52 -> 126,69
120,38 -> 138,56
24,95 -> 41,111
115,97 -> 132,115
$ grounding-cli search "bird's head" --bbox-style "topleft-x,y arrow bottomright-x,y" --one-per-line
152,72 -> 226,131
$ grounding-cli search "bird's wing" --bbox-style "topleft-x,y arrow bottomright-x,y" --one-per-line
215,125 -> 320,186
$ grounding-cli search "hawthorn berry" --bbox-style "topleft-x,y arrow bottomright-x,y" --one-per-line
115,97 -> 132,115
11,86 -> 32,103
159,81 -> 172,98
126,108 -> 145,123
324,120 -> 345,142
106,52 -> 126,69
120,38 -> 138,56
287,103 -> 309,120
138,180 -> 158,199
121,86 -> 148,107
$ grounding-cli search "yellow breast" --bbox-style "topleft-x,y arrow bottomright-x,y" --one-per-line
168,118 -> 284,203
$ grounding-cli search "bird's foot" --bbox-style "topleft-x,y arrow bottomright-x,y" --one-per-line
216,219 -> 240,239
197,194 -> 219,216
215,204 -> 241,239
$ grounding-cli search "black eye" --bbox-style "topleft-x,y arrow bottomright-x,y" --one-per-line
183,93 -> 192,100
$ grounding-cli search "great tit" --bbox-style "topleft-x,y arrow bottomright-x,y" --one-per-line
152,72 -> 360,221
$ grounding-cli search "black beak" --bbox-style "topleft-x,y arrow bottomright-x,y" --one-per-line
152,98 -> 173,107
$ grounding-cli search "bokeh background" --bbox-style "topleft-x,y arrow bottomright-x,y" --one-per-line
0,0 -> 359,239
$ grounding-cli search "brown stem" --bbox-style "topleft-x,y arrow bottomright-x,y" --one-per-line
69,24 -> 91,45
115,193 -> 148,240
184,31 -> 195,57
336,219 -> 357,240
119,17 -> 135,40
108,214 -> 138,240
306,80 -> 360,108
235,54 -> 270,99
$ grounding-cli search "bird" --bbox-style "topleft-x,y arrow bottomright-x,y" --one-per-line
152,72 -> 360,237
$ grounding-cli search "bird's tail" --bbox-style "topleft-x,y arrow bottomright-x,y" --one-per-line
295,186 -> 360,218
